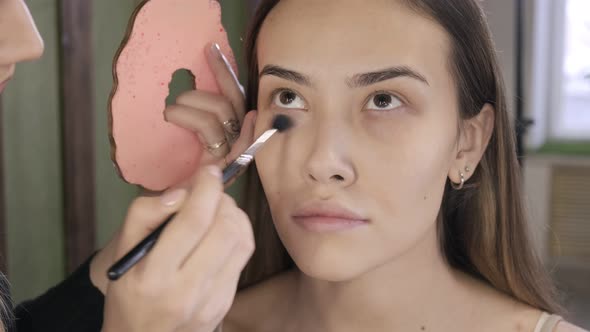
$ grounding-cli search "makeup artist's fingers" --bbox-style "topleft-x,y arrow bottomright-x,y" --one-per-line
199,110 -> 257,190
103,179 -> 252,332
89,187 -> 190,295
165,104 -> 230,159
173,198 -> 242,293
181,249 -> 247,331
206,43 -> 246,122
223,110 -> 257,163
176,198 -> 253,331
115,191 -> 188,259
175,90 -> 237,126
180,195 -> 253,277
192,259 -> 244,327
165,104 -> 225,139
184,207 -> 252,295
167,109 -> 256,171
145,165 -> 224,272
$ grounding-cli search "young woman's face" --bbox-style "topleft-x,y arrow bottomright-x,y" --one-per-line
254,0 -> 464,281
0,0 -> 44,94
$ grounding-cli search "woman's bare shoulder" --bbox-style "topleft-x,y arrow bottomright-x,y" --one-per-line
466,279 -> 587,332
223,269 -> 298,332
452,271 -> 554,331
555,321 -> 589,332
470,284 -> 587,332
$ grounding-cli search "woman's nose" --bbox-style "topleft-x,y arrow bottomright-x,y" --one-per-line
303,123 -> 356,188
0,0 -> 45,65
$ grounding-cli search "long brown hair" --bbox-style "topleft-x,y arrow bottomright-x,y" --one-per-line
0,273 -> 13,332
238,0 -> 564,314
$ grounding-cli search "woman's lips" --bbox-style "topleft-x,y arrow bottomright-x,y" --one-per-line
292,203 -> 369,232
293,216 -> 368,232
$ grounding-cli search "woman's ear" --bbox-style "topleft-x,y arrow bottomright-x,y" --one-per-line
448,103 -> 495,184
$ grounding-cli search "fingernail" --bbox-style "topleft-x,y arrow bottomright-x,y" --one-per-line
206,165 -> 222,179
160,189 -> 187,206
210,43 -> 221,58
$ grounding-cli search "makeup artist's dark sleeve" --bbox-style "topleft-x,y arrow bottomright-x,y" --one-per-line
13,255 -> 105,332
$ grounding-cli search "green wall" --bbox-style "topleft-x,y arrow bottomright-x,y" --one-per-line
93,0 -> 143,250
3,0 -> 64,302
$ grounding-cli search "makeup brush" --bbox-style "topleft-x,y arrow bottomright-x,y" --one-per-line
107,114 -> 293,281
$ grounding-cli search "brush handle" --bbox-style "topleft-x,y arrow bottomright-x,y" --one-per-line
106,122 -> 283,281
107,158 -> 250,281
222,155 -> 251,183
107,215 -> 173,280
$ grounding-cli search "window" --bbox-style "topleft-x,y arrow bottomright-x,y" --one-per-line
549,0 -> 590,140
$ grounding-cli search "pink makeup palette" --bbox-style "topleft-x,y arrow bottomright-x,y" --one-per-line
108,0 -> 237,191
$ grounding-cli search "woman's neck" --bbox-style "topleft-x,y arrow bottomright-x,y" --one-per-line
288,225 -> 475,332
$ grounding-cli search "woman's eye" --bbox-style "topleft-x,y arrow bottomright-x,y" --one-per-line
272,90 -> 306,109
365,93 -> 403,111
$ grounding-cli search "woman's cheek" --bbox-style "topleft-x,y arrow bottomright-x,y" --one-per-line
360,109 -> 420,144
361,114 -> 453,222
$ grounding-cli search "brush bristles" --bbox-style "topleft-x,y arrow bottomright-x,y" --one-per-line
272,114 -> 294,133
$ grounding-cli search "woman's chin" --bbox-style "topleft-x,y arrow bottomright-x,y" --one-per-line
298,265 -> 361,283
291,251 -> 373,283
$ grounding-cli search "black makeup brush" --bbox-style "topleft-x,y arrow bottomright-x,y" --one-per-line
107,114 -> 293,281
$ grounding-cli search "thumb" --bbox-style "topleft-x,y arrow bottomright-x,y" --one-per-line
115,189 -> 188,259
90,188 -> 187,293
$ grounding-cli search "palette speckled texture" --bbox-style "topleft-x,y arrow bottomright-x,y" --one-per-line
108,0 -> 237,191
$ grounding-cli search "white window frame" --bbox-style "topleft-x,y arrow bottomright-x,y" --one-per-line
526,0 -> 590,149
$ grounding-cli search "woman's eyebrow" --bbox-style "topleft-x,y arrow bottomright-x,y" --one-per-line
260,65 -> 312,86
348,66 -> 430,87
259,64 -> 429,87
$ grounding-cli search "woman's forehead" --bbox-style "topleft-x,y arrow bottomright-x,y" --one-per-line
257,0 -> 451,84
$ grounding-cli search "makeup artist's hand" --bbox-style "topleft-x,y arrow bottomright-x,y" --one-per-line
89,42 -> 255,295
164,42 -> 249,167
101,165 -> 255,332
90,107 -> 257,296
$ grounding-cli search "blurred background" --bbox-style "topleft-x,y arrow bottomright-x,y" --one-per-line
0,0 -> 588,327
